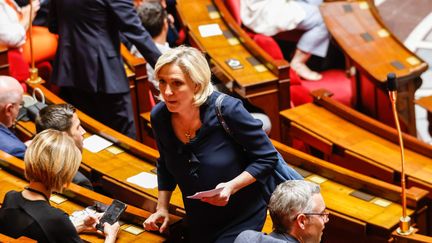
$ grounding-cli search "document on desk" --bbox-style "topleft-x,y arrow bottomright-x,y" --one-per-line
83,135 -> 113,153
127,172 -> 158,189
198,23 -> 223,37
187,187 -> 224,199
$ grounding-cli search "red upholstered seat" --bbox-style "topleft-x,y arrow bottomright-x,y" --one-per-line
224,0 -> 241,24
290,84 -> 313,107
8,48 -> 54,93
289,68 -> 353,107
223,0 -> 352,108
248,33 -> 284,60
8,48 -> 29,92
296,69 -> 353,107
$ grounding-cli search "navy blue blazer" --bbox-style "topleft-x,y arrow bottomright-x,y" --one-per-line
49,0 -> 161,94
151,91 -> 278,243
0,125 -> 26,159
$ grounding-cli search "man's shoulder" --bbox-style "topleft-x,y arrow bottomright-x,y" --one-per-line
0,126 -> 26,158
234,230 -> 287,243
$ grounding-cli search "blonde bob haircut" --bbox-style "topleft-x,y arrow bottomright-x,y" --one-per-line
24,129 -> 82,193
154,46 -> 214,106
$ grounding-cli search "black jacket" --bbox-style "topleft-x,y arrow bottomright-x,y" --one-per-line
49,0 -> 161,94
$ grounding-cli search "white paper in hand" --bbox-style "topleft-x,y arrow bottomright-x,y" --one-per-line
187,187 -> 224,200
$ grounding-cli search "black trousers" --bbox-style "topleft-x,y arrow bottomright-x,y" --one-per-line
60,87 -> 137,139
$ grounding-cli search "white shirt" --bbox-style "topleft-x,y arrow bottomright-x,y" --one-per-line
240,0 -> 305,36
0,0 -> 26,47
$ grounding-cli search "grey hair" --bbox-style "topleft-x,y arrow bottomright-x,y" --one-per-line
0,91 -> 20,105
0,76 -> 22,105
154,46 -> 214,106
269,180 -> 321,233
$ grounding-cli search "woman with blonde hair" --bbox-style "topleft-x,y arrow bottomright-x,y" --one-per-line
144,46 -> 301,242
0,129 -> 119,242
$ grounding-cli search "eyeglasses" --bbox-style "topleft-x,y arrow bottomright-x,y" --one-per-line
302,209 -> 330,223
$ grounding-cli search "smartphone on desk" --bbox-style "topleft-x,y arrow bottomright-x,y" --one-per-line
96,199 -> 127,231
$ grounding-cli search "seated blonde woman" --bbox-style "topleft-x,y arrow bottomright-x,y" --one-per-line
0,129 -> 119,243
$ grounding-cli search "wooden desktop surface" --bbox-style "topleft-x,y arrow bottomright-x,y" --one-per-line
416,96 -> 432,113
280,103 -> 432,187
304,166 -> 413,229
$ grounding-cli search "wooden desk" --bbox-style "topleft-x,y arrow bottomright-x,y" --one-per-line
0,233 -> 36,243
212,0 -> 290,107
415,96 -> 432,136
0,167 -> 171,242
273,140 -> 429,240
392,230 -> 432,243
320,1 -> 428,136
280,89 -> 432,201
177,0 -> 284,140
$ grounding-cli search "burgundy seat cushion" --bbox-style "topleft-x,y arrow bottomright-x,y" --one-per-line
8,48 -> 29,92
299,69 -> 353,107
251,34 -> 284,60
290,84 -> 313,107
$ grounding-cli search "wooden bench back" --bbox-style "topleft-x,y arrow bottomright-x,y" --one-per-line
280,89 -> 432,204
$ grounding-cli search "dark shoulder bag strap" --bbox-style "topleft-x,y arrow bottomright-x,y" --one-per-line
215,93 -> 233,138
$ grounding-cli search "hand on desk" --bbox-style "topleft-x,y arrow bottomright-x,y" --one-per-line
143,208 -> 170,233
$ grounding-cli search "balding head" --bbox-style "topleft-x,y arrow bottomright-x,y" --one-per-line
0,76 -> 24,127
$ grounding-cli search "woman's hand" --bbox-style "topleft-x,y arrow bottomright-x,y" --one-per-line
201,172 -> 257,206
201,182 -> 234,207
143,209 -> 170,233
75,213 -> 102,233
103,222 -> 120,243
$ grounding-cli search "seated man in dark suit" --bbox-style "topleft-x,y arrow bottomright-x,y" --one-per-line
235,180 -> 329,243
0,76 -> 26,158
35,104 -> 93,190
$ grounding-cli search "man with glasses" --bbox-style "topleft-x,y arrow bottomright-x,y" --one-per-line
235,180 -> 329,243
0,76 -> 26,159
